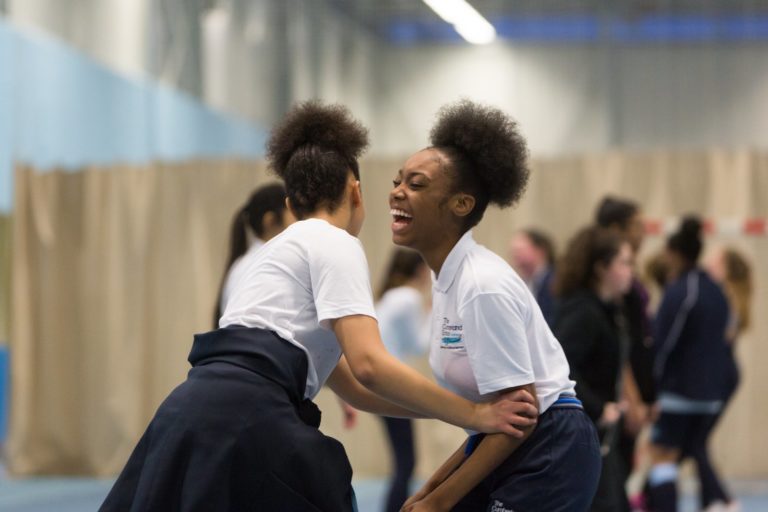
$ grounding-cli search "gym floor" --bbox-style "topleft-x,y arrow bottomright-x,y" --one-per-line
1,466 -> 767,512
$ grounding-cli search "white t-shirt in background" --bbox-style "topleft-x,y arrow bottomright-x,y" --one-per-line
429,231 -> 574,429
376,286 -> 427,362
219,238 -> 265,312
220,219 -> 377,398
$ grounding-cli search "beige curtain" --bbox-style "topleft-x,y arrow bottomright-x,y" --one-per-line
0,214 -> 10,344
9,151 -> 768,478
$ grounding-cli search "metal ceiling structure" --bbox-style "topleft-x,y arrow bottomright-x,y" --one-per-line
328,0 -> 768,43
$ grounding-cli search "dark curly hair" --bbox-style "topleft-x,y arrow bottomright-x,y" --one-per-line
266,101 -> 369,219
667,215 -> 703,265
554,226 -> 625,297
430,99 -> 530,229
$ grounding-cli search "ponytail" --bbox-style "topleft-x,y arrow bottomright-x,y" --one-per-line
213,183 -> 287,328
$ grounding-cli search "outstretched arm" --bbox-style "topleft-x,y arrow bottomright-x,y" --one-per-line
333,315 -> 538,436
327,356 -> 426,418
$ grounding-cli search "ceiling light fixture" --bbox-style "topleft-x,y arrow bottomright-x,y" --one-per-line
422,0 -> 496,44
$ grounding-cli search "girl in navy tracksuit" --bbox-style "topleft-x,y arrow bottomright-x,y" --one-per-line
646,217 -> 732,512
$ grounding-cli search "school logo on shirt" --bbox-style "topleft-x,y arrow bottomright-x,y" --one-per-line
440,317 -> 464,349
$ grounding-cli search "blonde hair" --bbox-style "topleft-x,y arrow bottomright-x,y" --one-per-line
722,248 -> 753,338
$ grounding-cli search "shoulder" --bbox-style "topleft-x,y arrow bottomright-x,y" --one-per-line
457,245 -> 530,310
289,220 -> 366,257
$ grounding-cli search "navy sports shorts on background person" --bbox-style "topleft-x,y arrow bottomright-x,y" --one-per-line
453,395 -> 601,512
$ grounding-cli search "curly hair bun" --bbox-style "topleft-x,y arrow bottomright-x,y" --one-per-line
266,100 -> 369,177
265,101 -> 369,218
429,99 -> 529,208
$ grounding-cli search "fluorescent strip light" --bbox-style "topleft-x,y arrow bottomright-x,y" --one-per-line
422,0 -> 497,44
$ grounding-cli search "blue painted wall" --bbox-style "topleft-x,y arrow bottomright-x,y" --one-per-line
0,17 -> 267,214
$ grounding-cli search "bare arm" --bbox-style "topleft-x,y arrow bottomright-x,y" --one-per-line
326,356 -> 427,418
333,315 -> 538,436
404,384 -> 539,512
401,439 -> 469,510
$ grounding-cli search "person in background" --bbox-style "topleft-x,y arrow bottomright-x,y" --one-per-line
595,196 -> 653,485
375,248 -> 431,512
553,226 -> 635,512
508,228 -> 557,327
683,247 -> 753,512
213,183 -> 295,328
645,217 -> 733,512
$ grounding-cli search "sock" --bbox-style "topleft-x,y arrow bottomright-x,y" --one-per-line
648,463 -> 678,512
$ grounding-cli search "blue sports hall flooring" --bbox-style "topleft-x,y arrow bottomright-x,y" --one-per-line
1,466 -> 767,511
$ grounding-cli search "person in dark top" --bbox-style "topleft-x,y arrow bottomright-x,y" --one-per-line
683,246 -> 753,512
645,216 -> 732,512
508,228 -> 557,327
553,226 -> 634,512
595,196 -> 653,491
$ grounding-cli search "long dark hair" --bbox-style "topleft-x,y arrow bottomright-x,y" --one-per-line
377,249 -> 426,300
213,183 -> 287,328
554,226 -> 624,297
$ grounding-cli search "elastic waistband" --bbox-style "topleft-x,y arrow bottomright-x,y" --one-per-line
464,393 -> 582,456
550,392 -> 583,410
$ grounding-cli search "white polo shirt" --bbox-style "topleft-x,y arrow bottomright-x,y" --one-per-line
220,218 -> 377,399
429,231 -> 574,423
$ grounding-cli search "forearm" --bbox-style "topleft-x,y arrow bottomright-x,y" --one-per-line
402,440 -> 468,510
424,384 -> 538,510
327,357 -> 426,418
333,316 -> 537,435
333,316 -> 479,429
422,439 -> 468,493
362,351 -> 480,428
429,433 -> 525,510
622,365 -> 642,406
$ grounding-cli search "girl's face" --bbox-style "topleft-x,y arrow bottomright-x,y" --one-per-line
600,242 -> 634,299
389,149 -> 459,252
704,247 -> 726,284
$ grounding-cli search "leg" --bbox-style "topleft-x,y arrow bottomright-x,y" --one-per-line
686,414 -> 730,509
382,417 -> 416,512
646,412 -> 689,512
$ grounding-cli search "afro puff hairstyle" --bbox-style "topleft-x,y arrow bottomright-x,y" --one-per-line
430,99 -> 529,229
266,100 -> 369,219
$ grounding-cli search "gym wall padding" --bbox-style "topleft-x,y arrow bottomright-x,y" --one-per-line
9,151 -> 768,479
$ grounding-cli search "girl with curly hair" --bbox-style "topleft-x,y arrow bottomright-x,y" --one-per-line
100,101 -> 537,512
396,100 -> 601,512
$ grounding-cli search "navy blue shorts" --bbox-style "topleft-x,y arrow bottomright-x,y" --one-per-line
452,398 -> 601,512
651,412 -> 718,451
